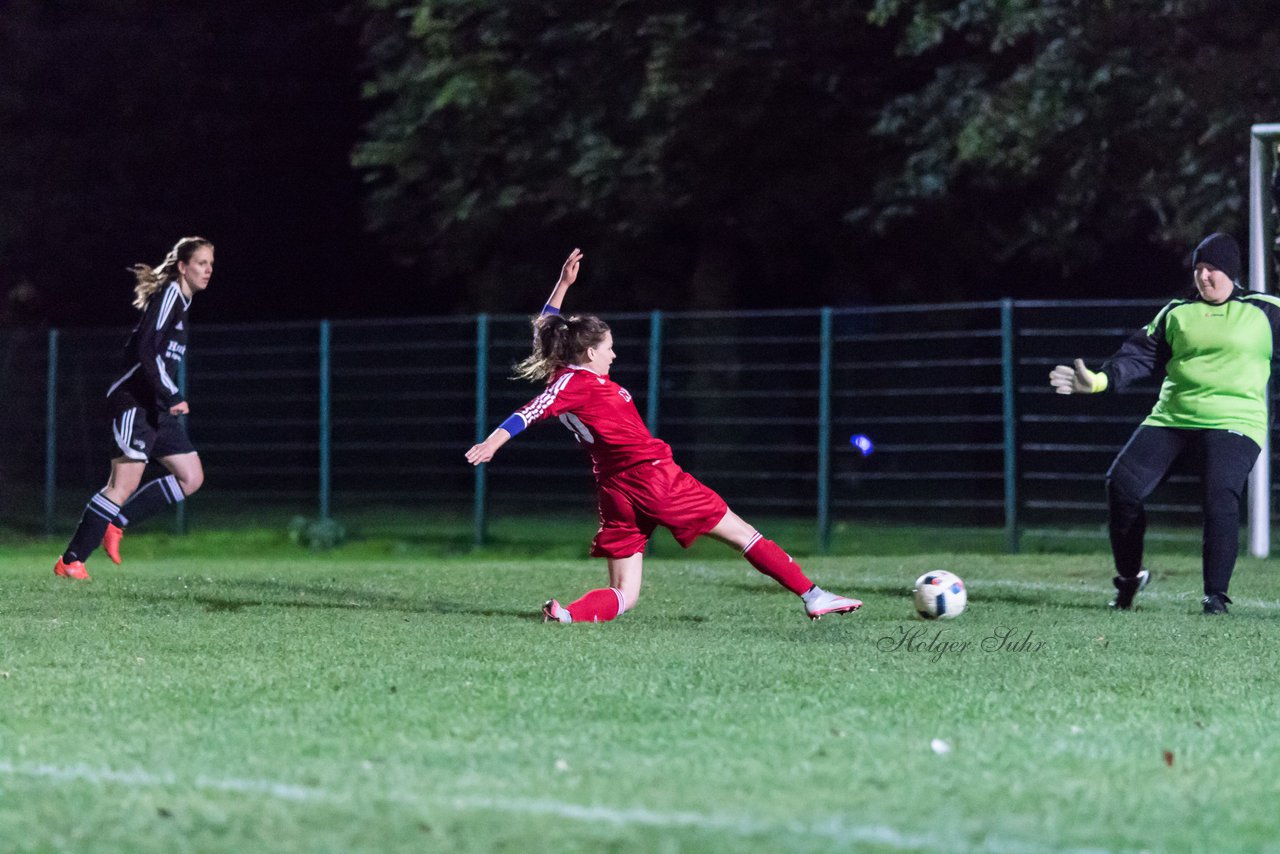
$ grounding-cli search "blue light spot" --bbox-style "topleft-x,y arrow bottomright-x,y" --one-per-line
850,434 -> 874,456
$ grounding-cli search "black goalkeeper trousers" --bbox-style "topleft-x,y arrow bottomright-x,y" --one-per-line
1106,425 -> 1260,597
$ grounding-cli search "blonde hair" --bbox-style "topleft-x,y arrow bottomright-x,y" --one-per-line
129,236 -> 213,309
514,313 -> 610,382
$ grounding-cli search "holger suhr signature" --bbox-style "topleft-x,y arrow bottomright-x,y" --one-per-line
876,625 -> 1046,663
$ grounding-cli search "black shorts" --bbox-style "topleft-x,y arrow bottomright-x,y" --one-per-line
111,407 -> 196,461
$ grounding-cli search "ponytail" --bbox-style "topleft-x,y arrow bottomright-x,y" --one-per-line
514,313 -> 610,382
130,236 -> 213,309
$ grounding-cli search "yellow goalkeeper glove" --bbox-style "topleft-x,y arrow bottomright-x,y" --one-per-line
1049,359 -> 1108,394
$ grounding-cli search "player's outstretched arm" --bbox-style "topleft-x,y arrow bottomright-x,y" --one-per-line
465,428 -> 512,466
542,248 -> 583,314
1049,359 -> 1107,395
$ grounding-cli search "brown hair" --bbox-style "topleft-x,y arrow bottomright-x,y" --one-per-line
129,236 -> 213,309
514,313 -> 610,382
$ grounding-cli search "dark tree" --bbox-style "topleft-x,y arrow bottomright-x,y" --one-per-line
355,0 -> 1280,308
861,0 -> 1280,293
353,1 -> 903,310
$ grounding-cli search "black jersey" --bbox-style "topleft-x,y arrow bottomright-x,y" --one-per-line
106,281 -> 190,412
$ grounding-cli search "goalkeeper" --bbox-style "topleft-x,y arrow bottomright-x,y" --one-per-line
1050,233 -> 1280,614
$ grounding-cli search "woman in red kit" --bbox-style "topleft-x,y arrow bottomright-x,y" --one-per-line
465,249 -> 862,624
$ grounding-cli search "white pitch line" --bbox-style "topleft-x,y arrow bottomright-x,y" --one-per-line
0,759 -> 1120,854
0,761 -> 329,803
448,795 -> 1118,854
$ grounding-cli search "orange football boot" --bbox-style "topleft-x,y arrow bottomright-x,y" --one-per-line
102,523 -> 124,565
54,557 -> 90,580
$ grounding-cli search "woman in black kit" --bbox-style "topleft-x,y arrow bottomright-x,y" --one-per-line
54,237 -> 213,580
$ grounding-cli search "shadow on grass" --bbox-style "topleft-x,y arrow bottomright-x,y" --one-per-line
100,577 -> 716,624
224,577 -> 717,622
103,583 -> 541,621
719,578 -> 914,598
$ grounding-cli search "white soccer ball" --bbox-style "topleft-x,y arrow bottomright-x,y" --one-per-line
913,570 -> 967,620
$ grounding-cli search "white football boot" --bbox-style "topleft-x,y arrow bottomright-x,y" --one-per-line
803,587 -> 863,620
542,599 -> 572,623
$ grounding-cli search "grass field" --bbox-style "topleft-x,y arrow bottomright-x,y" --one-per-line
2,520 -> 1279,853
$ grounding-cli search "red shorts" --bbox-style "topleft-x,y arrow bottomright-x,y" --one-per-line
591,459 -> 729,558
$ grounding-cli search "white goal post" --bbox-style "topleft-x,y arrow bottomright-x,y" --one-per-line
1248,123 -> 1280,558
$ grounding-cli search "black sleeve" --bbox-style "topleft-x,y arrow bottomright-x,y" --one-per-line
1099,304 -> 1175,391
1252,298 -> 1280,363
134,288 -> 185,409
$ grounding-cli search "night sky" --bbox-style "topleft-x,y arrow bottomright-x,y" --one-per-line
2,3 -> 390,328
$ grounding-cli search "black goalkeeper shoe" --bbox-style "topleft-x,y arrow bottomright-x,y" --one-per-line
1109,568 -> 1150,610
1201,593 -> 1231,615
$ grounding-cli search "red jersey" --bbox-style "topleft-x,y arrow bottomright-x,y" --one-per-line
514,365 -> 673,479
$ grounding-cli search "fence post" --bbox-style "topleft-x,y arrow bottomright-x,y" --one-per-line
1000,299 -> 1019,553
646,310 -> 662,434
175,354 -> 188,535
473,314 -> 490,548
44,329 -> 59,536
817,308 -> 833,553
319,320 -> 332,520
645,311 -> 664,556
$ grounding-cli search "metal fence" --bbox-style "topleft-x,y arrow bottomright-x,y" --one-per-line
1,299 -> 1264,550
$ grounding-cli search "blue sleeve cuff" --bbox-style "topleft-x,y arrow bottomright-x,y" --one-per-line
498,413 -> 527,437
541,304 -> 560,316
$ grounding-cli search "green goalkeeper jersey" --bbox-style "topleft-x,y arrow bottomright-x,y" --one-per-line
1100,289 -> 1280,448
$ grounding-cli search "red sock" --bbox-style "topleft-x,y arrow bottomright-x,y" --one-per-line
743,534 -> 813,595
566,588 -> 625,623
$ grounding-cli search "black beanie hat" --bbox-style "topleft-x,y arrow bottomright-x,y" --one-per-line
1191,233 -> 1241,282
